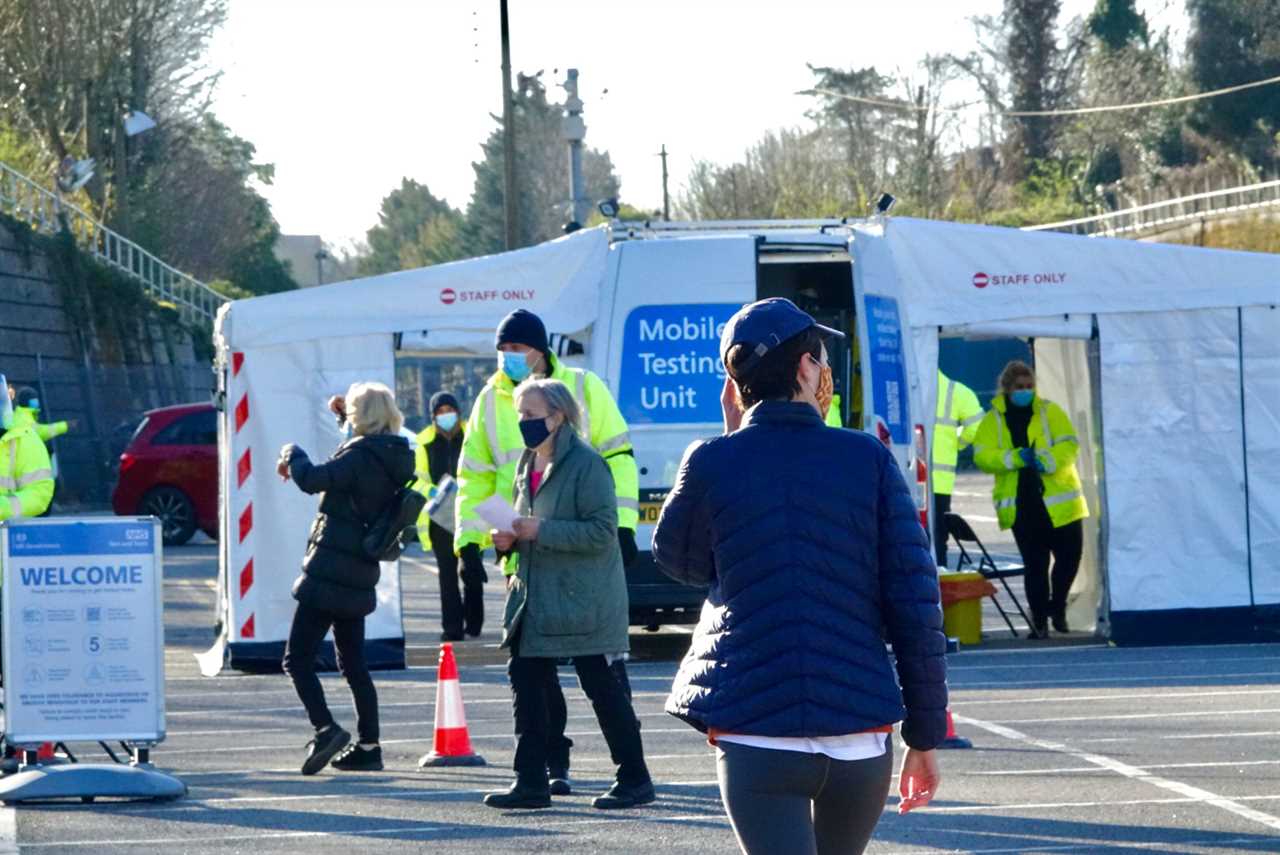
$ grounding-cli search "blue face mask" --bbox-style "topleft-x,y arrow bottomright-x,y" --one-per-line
1010,389 -> 1035,408
435,412 -> 459,432
500,351 -> 532,383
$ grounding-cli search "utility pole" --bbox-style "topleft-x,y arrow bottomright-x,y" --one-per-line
658,144 -> 670,220
500,0 -> 518,249
562,69 -> 589,228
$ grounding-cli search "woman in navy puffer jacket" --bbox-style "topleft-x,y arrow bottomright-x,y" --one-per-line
653,298 -> 948,855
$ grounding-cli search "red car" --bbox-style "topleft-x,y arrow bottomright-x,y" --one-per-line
111,403 -> 218,545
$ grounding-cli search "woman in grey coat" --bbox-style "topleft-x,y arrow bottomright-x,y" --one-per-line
484,378 -> 654,811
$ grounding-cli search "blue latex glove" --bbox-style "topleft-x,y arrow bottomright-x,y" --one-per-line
1018,447 -> 1037,468
1034,456 -> 1047,473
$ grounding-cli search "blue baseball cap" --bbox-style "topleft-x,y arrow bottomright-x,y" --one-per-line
720,298 -> 844,378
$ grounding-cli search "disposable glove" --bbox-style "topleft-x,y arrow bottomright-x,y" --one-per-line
460,543 -> 489,586
1018,447 -> 1037,468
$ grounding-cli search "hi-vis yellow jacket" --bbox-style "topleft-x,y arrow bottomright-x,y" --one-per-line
973,393 -> 1089,530
454,360 -> 639,553
15,407 -> 68,443
413,422 -> 462,541
932,371 -> 984,495
0,421 -> 54,521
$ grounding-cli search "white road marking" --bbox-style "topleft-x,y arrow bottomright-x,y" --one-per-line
161,727 -> 697,755
0,805 -> 16,855
883,836 -> 1279,855
954,670 -> 1280,690
956,687 -> 1280,707
991,707 -> 1280,725
947,652 -> 1277,670
971,758 -> 1280,776
958,713 -> 1280,832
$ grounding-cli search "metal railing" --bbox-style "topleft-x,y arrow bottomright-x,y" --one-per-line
0,160 -> 227,324
1026,178 -> 1280,237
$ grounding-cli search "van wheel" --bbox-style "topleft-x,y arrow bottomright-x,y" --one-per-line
141,487 -> 197,546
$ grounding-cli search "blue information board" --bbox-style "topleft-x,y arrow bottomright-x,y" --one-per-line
864,294 -> 910,445
617,303 -> 740,424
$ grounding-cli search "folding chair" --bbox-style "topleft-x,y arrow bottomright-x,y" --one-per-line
944,512 -> 1033,637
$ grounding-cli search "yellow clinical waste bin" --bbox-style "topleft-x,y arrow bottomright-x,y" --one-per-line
939,571 -> 990,646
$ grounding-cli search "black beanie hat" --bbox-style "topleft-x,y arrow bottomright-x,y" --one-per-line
495,309 -> 549,355
14,387 -> 39,409
429,391 -> 460,415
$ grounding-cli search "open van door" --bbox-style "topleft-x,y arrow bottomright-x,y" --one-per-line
849,225 -> 929,530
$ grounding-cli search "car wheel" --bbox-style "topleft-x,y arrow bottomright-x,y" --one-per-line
141,487 -> 197,546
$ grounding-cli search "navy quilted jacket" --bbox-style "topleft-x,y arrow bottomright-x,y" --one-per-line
651,401 -> 949,750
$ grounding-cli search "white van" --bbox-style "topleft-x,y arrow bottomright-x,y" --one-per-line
586,219 -> 928,625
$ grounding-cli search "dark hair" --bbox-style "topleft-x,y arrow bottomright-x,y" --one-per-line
726,328 -> 824,408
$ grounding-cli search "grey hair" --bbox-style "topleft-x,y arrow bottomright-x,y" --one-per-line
346,381 -> 404,436
513,378 -> 581,434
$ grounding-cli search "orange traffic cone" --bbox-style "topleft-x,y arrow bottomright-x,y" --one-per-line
939,709 -> 972,749
418,643 -> 486,768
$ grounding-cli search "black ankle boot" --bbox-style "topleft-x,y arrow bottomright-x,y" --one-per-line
483,781 -> 552,809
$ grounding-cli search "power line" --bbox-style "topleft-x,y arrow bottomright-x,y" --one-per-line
801,71 -> 1280,118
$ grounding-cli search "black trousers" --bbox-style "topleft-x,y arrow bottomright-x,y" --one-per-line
282,602 -> 379,743
430,522 -> 482,636
718,740 -> 893,855
1012,503 -> 1084,623
933,492 -> 952,568
508,652 -> 649,788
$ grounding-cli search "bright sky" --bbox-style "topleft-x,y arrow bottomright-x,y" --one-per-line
206,0 -> 1185,248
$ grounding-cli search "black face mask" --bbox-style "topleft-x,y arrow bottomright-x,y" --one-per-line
519,417 -> 552,449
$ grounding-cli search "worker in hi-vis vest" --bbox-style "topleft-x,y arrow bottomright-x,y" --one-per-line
1,380 -> 54,522
454,308 -> 640,795
414,391 -> 470,641
932,371 -> 984,567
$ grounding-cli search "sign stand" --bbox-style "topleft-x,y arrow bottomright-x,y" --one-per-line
0,517 -> 186,803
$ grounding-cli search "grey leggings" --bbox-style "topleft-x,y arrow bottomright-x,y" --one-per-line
717,739 -> 893,855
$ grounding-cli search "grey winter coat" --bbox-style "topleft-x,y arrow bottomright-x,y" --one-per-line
500,425 -> 629,658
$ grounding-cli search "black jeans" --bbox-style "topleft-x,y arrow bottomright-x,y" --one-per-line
508,652 -> 649,788
430,522 -> 482,636
282,602 -> 379,743
1012,502 -> 1084,623
717,739 -> 893,855
933,492 -> 952,568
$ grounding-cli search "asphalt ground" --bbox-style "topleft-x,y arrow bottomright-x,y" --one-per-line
7,494 -> 1280,853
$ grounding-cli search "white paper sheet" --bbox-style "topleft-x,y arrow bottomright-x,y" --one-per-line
475,495 -> 519,532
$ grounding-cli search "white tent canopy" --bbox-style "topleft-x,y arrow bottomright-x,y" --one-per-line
205,228 -> 608,672
855,218 -> 1280,644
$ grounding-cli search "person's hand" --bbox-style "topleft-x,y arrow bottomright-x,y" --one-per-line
276,444 -> 297,481
506,575 -> 515,592
512,517 -> 540,541
720,376 -> 743,435
327,395 -> 347,420
1018,447 -> 1037,468
898,747 -> 940,814
618,527 -> 639,568
67,419 -> 80,431
491,529 -> 516,552
1034,455 -> 1047,473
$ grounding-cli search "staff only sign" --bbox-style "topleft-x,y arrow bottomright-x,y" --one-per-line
617,303 -> 738,424
1,517 -> 166,744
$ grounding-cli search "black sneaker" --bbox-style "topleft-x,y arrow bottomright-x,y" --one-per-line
331,744 -> 383,772
592,779 -> 656,810
301,726 -> 350,776
1052,614 -> 1070,634
483,781 -> 552,810
440,631 -> 465,642
548,768 -> 572,796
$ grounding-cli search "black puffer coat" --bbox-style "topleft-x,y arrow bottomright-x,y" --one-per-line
287,433 -> 415,617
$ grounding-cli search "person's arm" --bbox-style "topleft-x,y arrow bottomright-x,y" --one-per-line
0,434 -> 54,520
875,445 -> 948,751
651,440 -> 715,587
955,386 -> 983,450
1037,402 -> 1081,476
36,421 -> 69,442
454,391 -> 497,554
971,411 -> 1023,474
413,434 -> 434,497
285,444 -> 361,495
531,455 -> 618,553
583,371 -> 639,532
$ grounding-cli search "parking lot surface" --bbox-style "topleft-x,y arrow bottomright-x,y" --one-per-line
7,530 -> 1280,854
